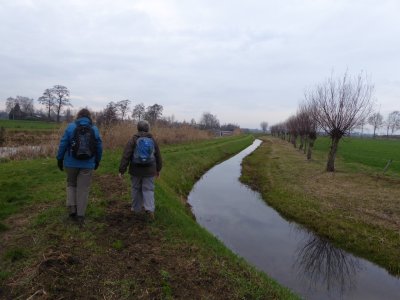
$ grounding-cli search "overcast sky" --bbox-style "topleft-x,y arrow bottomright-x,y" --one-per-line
1,0 -> 399,128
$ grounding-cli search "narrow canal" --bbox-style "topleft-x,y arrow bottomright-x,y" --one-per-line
188,139 -> 400,299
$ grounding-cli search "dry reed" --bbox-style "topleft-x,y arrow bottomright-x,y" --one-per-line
0,122 -> 214,161
101,122 -> 212,150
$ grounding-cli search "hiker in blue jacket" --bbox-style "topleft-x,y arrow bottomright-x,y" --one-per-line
56,108 -> 103,224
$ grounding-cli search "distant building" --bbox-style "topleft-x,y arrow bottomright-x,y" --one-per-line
220,130 -> 234,136
8,104 -> 26,120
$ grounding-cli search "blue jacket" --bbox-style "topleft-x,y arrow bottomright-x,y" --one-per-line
56,117 -> 103,169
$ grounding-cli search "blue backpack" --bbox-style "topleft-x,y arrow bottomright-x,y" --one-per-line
132,136 -> 155,165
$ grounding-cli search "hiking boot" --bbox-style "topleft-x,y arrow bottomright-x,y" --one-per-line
69,212 -> 77,219
145,210 -> 155,222
76,216 -> 85,227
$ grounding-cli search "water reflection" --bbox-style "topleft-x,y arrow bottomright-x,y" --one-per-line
294,233 -> 361,295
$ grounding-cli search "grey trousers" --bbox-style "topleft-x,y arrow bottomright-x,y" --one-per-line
131,176 -> 155,213
66,167 -> 93,217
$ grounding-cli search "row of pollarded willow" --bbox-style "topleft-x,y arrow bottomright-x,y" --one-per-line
271,72 -> 374,172
270,101 -> 317,161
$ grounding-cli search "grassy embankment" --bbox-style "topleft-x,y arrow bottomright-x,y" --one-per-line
0,135 -> 298,299
241,136 -> 400,276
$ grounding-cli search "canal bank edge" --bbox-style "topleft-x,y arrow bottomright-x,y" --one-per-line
240,136 -> 400,276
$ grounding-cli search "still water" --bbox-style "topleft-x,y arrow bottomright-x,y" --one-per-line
188,139 -> 400,299
0,145 -> 43,158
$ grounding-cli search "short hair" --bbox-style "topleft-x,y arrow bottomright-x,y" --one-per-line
76,108 -> 92,120
137,120 -> 150,132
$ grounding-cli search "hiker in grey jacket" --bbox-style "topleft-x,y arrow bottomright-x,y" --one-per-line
118,120 -> 162,220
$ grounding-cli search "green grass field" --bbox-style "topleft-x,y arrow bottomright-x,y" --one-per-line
313,136 -> 400,174
0,119 -> 61,131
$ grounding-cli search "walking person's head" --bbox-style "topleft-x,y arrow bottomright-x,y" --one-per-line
137,120 -> 150,133
76,108 -> 92,121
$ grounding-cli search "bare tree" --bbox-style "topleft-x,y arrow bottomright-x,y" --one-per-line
296,111 -> 308,152
260,121 -> 268,133
199,112 -> 220,130
286,115 -> 299,148
298,101 -> 318,159
116,99 -> 131,121
357,116 -> 367,137
309,72 -> 374,172
97,102 -> 118,127
270,122 -> 287,140
221,123 -> 240,131
6,96 -> 34,119
132,103 -> 145,121
368,112 -> 383,138
17,96 -> 35,116
144,104 -> 163,125
394,112 -> 400,134
38,89 -> 56,120
385,111 -> 400,136
157,114 -> 178,128
6,97 -> 18,119
51,85 -> 71,122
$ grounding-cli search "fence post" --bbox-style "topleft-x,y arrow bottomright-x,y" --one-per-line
383,159 -> 393,174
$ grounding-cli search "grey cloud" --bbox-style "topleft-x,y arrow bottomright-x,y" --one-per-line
1,1 -> 400,128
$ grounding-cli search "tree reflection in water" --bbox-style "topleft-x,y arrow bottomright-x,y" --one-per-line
294,233 -> 362,295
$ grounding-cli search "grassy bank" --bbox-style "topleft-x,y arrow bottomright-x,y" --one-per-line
241,137 -> 400,276
0,135 -> 298,299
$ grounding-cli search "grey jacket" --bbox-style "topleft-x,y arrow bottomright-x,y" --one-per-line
119,132 -> 162,177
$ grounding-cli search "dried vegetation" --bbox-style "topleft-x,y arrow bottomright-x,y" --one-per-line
1,122 -> 213,160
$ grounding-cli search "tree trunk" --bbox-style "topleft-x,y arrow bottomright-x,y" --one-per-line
326,136 -> 340,172
56,103 -> 61,123
299,136 -> 304,150
304,136 -> 308,154
292,135 -> 297,148
307,138 -> 316,160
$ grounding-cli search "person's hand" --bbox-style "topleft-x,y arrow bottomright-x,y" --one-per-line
94,161 -> 99,170
57,159 -> 64,171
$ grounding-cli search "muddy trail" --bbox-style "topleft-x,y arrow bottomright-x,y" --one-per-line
1,174 -> 234,300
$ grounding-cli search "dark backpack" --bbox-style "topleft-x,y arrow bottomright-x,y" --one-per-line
132,136 -> 155,165
71,124 -> 97,160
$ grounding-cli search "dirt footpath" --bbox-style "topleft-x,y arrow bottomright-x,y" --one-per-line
1,175 -> 233,300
